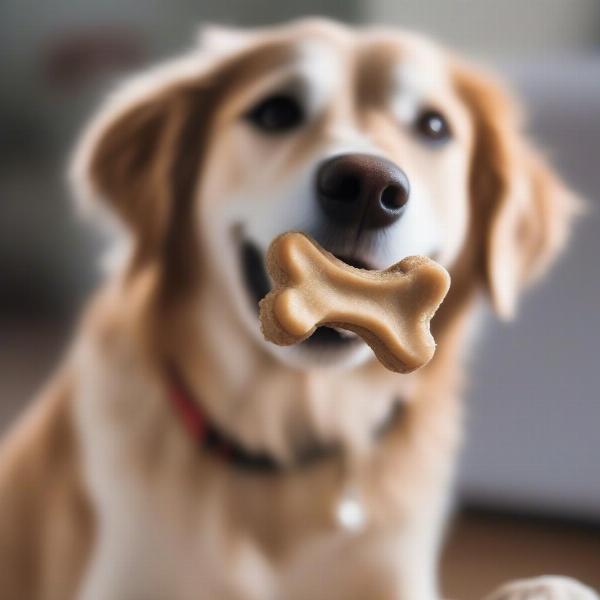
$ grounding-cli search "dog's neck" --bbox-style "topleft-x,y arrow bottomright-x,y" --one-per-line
166,284 -> 422,465
166,361 -> 407,472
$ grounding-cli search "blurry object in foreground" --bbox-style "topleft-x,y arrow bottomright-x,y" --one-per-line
442,508 -> 600,600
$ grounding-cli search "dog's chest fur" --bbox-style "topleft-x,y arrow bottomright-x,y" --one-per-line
71,300 -> 461,600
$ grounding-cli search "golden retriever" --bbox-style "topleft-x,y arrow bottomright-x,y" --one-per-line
0,18 -> 595,600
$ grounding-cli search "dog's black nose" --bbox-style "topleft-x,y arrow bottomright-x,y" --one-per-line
316,153 -> 410,229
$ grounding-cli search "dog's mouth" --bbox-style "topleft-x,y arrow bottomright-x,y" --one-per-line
239,238 -> 371,349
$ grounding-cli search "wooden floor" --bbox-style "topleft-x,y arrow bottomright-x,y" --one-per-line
2,319 -> 599,598
442,509 -> 600,599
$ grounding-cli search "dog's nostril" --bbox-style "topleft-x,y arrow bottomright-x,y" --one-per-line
380,184 -> 409,211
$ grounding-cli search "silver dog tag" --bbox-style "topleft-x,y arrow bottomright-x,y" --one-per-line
335,486 -> 366,532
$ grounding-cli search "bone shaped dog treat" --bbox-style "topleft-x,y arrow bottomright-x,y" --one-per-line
259,232 -> 450,373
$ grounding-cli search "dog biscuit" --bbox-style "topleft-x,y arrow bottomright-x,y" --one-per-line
259,232 -> 450,373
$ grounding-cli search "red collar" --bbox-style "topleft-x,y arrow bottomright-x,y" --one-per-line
167,366 -> 207,440
167,365 -> 289,472
167,365 -> 404,473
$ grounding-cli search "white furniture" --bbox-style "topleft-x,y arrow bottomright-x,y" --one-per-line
460,57 -> 600,520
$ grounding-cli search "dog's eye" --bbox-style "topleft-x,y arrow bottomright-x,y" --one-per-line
414,109 -> 452,143
246,94 -> 305,133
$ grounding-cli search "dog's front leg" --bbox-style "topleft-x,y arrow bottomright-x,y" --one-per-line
482,576 -> 598,600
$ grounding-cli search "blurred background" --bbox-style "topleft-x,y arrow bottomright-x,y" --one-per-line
1,0 -> 599,597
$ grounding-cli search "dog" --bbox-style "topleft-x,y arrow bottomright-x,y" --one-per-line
0,18 -> 595,600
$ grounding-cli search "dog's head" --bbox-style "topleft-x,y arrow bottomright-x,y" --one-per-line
71,19 -> 577,371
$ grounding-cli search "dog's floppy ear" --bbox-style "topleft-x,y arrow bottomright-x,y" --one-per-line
70,56 -> 218,270
455,63 -> 580,319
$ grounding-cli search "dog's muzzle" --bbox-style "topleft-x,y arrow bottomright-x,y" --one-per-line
238,153 -> 412,350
